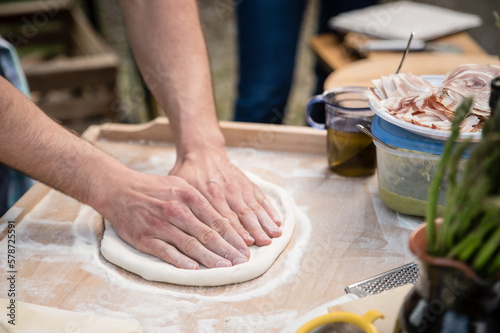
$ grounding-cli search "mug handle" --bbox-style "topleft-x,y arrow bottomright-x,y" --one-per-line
306,94 -> 326,130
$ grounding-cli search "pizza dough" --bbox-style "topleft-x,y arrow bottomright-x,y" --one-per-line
100,175 -> 297,286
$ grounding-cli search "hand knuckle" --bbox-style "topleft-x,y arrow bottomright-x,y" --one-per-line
157,243 -> 174,261
156,245 -> 184,268
132,234 -> 150,250
180,189 -> 201,205
207,185 -> 223,199
145,217 -> 164,231
162,202 -> 185,219
249,203 -> 261,212
200,229 -> 219,244
256,194 -> 268,205
211,218 -> 229,234
237,207 -> 253,218
226,211 -> 238,221
225,182 -> 239,194
181,236 -> 198,254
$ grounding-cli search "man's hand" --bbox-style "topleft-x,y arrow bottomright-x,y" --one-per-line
98,171 -> 250,270
170,146 -> 282,247
0,76 -> 252,270
118,0 -> 282,253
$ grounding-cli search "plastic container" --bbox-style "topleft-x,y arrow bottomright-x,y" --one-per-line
371,116 -> 471,217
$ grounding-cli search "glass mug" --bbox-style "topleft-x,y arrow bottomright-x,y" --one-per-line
306,87 -> 376,177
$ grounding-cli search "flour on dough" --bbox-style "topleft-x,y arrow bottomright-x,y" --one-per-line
100,174 -> 297,286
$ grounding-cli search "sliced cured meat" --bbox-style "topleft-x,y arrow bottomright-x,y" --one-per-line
366,64 -> 500,133
441,64 -> 500,117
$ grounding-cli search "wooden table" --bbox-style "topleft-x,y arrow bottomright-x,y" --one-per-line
309,31 -> 500,90
309,31 -> 487,73
324,53 -> 500,89
0,119 -> 420,332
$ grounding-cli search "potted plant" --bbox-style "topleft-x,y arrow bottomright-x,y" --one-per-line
395,77 -> 500,333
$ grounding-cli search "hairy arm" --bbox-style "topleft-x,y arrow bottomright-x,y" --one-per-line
0,76 -> 113,206
119,0 -> 282,246
0,76 -> 249,269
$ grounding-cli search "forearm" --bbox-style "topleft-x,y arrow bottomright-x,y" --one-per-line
119,0 -> 225,156
0,77 -> 129,211
118,1 -> 282,246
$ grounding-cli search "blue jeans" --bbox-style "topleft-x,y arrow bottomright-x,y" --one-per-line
234,0 -> 307,124
0,165 -> 34,217
234,0 -> 378,124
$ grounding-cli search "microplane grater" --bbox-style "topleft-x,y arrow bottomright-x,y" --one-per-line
345,262 -> 420,297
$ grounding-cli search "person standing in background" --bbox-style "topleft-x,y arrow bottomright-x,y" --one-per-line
233,0 -> 378,124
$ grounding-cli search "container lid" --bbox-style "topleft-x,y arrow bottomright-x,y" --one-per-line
371,115 -> 472,155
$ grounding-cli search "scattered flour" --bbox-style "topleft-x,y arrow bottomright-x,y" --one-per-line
6,140 -> 415,332
70,205 -> 312,303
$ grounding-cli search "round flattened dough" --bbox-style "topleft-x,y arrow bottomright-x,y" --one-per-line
100,175 -> 297,286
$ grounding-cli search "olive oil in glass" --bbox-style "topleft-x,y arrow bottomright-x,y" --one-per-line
327,127 -> 376,177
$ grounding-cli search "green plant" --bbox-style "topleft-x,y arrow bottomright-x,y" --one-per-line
426,93 -> 500,280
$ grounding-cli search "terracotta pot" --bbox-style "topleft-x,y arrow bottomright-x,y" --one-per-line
394,224 -> 500,333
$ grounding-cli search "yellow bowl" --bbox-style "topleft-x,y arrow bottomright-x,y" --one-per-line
296,309 -> 384,333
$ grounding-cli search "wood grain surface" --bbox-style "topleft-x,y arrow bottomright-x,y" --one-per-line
325,53 -> 500,89
310,31 -> 487,74
0,119 -> 420,332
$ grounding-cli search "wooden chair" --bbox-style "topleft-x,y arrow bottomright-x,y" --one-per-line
0,0 -> 120,132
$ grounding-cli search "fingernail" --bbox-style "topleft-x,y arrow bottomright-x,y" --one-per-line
216,260 -> 231,268
259,234 -> 272,246
270,225 -> 280,233
233,257 -> 248,265
244,233 -> 255,242
186,262 -> 198,270
239,247 -> 251,258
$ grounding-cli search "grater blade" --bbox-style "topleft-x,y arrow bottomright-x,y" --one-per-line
345,262 -> 420,297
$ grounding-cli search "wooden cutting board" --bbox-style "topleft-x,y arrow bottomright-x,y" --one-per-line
0,118 -> 421,332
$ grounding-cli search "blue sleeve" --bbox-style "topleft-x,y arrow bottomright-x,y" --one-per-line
0,36 -> 31,97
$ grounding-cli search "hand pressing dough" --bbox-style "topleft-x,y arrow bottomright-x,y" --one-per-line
100,175 -> 297,286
